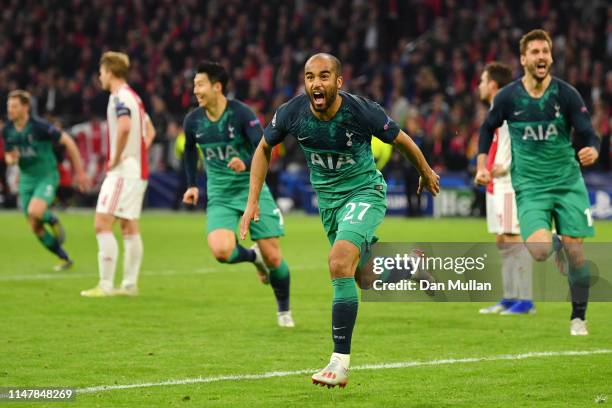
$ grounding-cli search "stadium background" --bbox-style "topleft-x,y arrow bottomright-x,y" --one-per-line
0,0 -> 610,217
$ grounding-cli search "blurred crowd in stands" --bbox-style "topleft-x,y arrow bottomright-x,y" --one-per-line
0,0 -> 610,208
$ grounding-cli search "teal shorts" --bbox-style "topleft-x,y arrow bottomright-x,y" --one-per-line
319,187 -> 387,251
516,177 -> 594,240
19,174 -> 59,214
206,192 -> 284,240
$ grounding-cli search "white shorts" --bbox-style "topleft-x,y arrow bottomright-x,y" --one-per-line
96,175 -> 147,220
486,188 -> 520,235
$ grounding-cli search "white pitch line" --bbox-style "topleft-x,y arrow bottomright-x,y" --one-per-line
0,265 -> 322,282
77,349 -> 612,394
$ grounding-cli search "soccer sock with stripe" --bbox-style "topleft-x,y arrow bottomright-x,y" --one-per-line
121,234 -> 143,288
37,228 -> 69,260
224,244 -> 256,264
269,259 -> 290,312
97,232 -> 118,292
42,211 -> 58,225
331,277 -> 359,355
568,263 -> 590,320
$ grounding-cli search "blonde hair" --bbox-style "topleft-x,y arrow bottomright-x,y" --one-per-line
8,89 -> 31,106
100,51 -> 130,79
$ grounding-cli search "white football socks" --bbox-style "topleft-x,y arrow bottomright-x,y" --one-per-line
121,234 -> 143,288
515,244 -> 533,300
97,232 -> 118,292
500,246 -> 518,300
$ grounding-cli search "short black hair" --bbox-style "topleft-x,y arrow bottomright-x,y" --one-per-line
484,62 -> 513,89
196,61 -> 229,93
306,53 -> 342,76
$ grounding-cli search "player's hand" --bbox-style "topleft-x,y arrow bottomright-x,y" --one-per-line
227,157 -> 247,173
578,147 -> 598,167
417,168 -> 440,196
4,150 -> 19,166
182,187 -> 199,206
74,171 -> 91,192
490,164 -> 508,178
474,168 -> 491,186
240,200 -> 260,240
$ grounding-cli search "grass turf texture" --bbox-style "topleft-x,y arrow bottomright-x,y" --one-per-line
1,212 -> 611,407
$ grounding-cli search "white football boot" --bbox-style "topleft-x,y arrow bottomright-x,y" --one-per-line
277,311 -> 295,328
570,318 -> 588,336
312,353 -> 349,388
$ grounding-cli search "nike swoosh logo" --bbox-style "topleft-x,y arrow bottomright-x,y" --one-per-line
332,326 -> 346,330
514,111 -> 523,116
297,135 -> 310,141
196,133 -> 205,138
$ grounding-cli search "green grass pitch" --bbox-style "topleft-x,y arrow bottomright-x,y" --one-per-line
1,212 -> 611,407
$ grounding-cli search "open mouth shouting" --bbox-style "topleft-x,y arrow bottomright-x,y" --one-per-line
311,89 -> 326,110
534,61 -> 548,77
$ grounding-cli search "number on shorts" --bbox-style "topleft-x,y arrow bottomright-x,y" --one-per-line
343,202 -> 371,222
273,208 -> 284,226
584,208 -> 593,227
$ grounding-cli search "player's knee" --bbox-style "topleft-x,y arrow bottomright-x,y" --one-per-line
262,251 -> 282,269
528,247 -> 550,262
328,254 -> 352,278
211,245 -> 233,263
565,247 -> 584,267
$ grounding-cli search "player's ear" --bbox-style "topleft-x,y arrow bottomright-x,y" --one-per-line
336,75 -> 343,89
519,54 -> 526,67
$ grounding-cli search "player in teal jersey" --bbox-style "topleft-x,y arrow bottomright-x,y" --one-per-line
2,90 -> 89,270
182,61 -> 294,328
240,53 -> 440,387
476,30 -> 601,336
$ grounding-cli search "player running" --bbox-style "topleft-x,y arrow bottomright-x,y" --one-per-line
476,62 -> 535,316
240,53 -> 439,387
81,51 -> 153,297
476,30 -> 601,335
182,61 -> 294,328
2,90 -> 89,271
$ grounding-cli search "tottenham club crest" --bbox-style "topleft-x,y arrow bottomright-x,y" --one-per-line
228,125 -> 235,139
345,131 -> 354,147
554,103 -> 561,118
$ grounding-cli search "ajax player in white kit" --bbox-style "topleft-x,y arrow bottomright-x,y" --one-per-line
476,62 -> 534,315
82,51 -> 154,297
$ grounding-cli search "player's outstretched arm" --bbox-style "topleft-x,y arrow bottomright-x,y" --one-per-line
240,138 -> 272,240
393,130 -> 440,196
60,132 -> 91,191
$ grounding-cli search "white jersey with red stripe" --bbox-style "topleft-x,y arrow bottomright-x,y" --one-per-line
486,120 -> 512,194
106,84 -> 148,180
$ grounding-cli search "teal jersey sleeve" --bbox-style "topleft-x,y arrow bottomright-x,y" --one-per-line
352,96 -> 399,143
32,118 -> 62,143
234,102 -> 264,147
1,125 -> 14,151
478,83 -> 514,154
264,98 -> 297,147
560,81 -> 600,151
182,110 -> 199,187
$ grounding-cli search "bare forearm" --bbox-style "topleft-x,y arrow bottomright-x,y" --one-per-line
61,133 -> 86,174
114,128 -> 130,160
394,132 -> 432,175
247,140 -> 272,204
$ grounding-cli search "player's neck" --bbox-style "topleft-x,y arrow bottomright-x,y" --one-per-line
14,114 -> 29,130
109,79 -> 127,94
310,94 -> 342,121
204,95 -> 227,122
522,74 -> 552,98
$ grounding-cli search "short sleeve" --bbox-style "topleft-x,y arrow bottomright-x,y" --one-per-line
35,119 -> 62,143
113,95 -> 131,118
263,104 -> 290,147
360,99 -> 400,143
